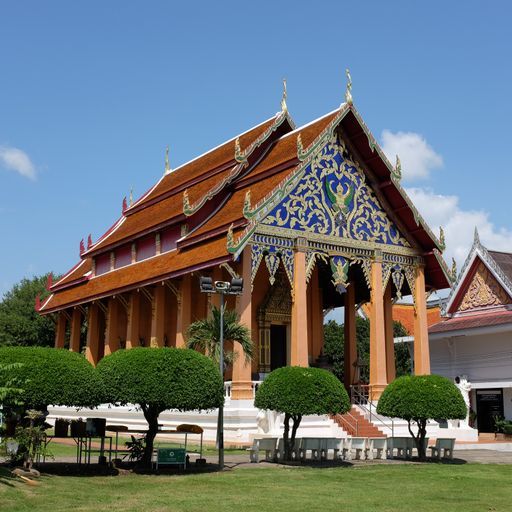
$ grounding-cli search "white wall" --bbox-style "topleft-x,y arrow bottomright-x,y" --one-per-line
430,330 -> 512,384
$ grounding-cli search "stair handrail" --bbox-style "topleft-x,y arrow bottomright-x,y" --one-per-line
336,411 -> 359,436
350,384 -> 394,437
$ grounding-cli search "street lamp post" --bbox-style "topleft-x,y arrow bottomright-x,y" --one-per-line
199,276 -> 243,469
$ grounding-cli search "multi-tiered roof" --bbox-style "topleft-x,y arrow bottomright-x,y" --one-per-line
40,101 -> 450,313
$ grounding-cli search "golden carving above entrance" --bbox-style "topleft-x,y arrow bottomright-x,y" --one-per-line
459,262 -> 510,312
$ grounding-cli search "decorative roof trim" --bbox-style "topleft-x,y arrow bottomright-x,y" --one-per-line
182,110 -> 295,217
444,230 -> 512,316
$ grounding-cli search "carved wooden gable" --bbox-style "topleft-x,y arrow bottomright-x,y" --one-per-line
260,133 -> 410,248
457,261 -> 511,312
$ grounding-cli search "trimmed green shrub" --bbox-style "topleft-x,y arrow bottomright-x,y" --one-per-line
255,366 -> 350,460
0,346 -> 104,409
377,374 -> 466,460
97,348 -> 224,467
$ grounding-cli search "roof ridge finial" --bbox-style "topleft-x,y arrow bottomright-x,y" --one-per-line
129,187 -> 133,206
344,68 -> 353,106
281,78 -> 288,113
392,154 -> 402,181
474,226 -> 480,245
439,226 -> 446,250
164,146 -> 171,174
451,257 -> 457,282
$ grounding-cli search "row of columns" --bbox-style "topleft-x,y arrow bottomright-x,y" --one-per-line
55,277 -> 193,366
54,244 -> 431,401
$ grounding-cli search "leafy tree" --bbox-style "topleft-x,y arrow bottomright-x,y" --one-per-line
0,274 -> 56,347
0,347 -> 104,410
187,306 -> 252,370
254,366 -> 350,461
376,375 -> 466,460
323,317 -> 412,382
0,362 -> 24,403
97,348 -> 224,467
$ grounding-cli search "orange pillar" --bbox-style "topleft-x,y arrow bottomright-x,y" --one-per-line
85,303 -> 100,366
369,257 -> 388,400
104,297 -> 120,356
344,281 -> 357,392
232,246 -> 254,399
126,291 -> 140,349
150,285 -> 166,347
384,282 -> 396,383
176,275 -> 192,348
54,311 -> 67,349
413,265 -> 431,375
310,268 -> 324,361
69,308 -> 82,353
291,244 -> 309,366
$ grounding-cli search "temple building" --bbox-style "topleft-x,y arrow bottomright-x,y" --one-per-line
39,81 -> 451,406
430,230 -> 512,433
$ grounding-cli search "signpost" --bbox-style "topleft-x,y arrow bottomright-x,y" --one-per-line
156,448 -> 187,470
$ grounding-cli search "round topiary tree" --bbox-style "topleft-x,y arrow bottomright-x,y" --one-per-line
376,374 -> 467,460
0,346 -> 104,410
97,347 -> 224,467
254,366 -> 350,461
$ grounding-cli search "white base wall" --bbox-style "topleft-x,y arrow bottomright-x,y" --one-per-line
48,400 -> 346,446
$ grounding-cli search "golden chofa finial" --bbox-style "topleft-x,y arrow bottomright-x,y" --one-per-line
392,154 -> 402,181
439,226 -> 446,250
164,146 -> 171,174
281,78 -> 288,113
345,68 -> 353,106
451,257 -> 457,281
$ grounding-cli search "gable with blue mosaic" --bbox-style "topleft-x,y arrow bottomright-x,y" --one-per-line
261,133 -> 410,248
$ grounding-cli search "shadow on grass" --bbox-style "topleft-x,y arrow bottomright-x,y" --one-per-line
0,466 -> 17,487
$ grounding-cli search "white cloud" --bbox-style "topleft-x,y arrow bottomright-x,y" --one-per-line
0,145 -> 36,180
406,187 -> 512,268
381,130 -> 443,181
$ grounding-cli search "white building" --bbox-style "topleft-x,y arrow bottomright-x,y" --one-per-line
429,230 -> 512,433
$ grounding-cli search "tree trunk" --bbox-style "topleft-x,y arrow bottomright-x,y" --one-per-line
283,413 -> 292,461
141,405 -> 160,468
408,418 -> 427,461
282,413 -> 302,462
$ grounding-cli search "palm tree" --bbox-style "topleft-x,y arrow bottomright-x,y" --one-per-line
186,306 -> 252,370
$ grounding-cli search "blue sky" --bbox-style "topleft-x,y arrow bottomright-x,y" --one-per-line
1,1 -> 512,296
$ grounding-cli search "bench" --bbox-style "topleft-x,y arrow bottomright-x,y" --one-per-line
248,437 -> 278,463
430,438 -> 455,460
367,437 -> 387,460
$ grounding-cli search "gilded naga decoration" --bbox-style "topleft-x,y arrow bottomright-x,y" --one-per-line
392,154 -> 402,181
345,68 -> 353,105
281,78 -> 288,113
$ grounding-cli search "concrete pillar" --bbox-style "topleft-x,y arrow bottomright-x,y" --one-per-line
310,268 -> 324,362
232,246 -> 254,399
344,281 -> 357,392
126,291 -> 140,349
413,265 -> 431,375
104,298 -> 120,356
369,257 -> 388,400
69,308 -> 82,353
384,282 -> 396,383
176,275 -> 192,348
291,246 -> 309,366
85,303 -> 101,366
150,285 -> 166,347
54,311 -> 67,349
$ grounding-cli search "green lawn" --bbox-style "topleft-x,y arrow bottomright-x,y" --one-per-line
1,464 -> 511,512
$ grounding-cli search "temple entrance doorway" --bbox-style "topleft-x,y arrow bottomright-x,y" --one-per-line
270,324 -> 287,370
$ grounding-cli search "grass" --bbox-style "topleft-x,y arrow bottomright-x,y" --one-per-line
43,439 -> 245,459
1,463 -> 511,512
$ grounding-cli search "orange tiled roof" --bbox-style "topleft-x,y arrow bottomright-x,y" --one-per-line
392,303 -> 441,335
41,234 -> 235,312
